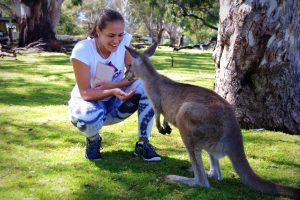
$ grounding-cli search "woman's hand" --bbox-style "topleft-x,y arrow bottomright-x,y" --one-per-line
113,88 -> 136,101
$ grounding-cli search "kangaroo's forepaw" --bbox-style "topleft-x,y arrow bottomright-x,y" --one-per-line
164,124 -> 172,134
158,128 -> 167,135
158,127 -> 171,135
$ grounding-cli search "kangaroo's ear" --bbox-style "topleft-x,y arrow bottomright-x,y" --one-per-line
143,28 -> 164,57
143,43 -> 157,57
125,46 -> 140,58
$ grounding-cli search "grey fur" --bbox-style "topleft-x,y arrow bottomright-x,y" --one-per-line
124,40 -> 300,199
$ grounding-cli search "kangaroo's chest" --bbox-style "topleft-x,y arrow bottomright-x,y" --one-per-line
160,93 -> 182,125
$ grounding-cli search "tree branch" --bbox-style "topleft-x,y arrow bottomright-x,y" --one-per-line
184,12 -> 218,30
175,0 -> 218,30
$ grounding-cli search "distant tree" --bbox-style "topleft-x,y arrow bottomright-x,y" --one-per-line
108,0 -> 135,34
168,0 -> 219,31
77,0 -> 106,31
76,0 -> 136,34
130,0 -> 182,45
181,16 -> 217,43
0,0 -> 13,17
14,0 -> 64,50
214,0 -> 300,134
130,0 -> 164,40
56,11 -> 84,35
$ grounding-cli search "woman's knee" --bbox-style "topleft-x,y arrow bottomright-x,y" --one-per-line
69,101 -> 105,136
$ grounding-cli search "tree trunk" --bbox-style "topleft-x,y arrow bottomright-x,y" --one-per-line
15,0 -> 63,50
213,0 -> 300,134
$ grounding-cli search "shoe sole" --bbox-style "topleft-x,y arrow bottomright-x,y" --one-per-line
85,154 -> 102,160
133,152 -> 161,162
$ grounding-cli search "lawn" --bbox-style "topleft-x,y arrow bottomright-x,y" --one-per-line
0,47 -> 299,200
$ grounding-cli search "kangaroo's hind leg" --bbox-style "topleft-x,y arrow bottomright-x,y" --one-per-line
165,142 -> 210,188
193,147 -> 210,187
207,154 -> 223,181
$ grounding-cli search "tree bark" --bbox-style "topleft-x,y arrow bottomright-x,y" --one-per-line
15,0 -> 63,50
213,0 -> 300,134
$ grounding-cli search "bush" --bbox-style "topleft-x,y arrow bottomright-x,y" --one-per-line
57,12 -> 84,36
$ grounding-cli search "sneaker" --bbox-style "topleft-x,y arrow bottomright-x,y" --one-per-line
133,139 -> 161,162
85,136 -> 102,160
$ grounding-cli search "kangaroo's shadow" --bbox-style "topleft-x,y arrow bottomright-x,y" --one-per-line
77,150 -> 276,200
91,150 -> 191,176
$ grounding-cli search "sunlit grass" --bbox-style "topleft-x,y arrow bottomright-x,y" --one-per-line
0,48 -> 299,200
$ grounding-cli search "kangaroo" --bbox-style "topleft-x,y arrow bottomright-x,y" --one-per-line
124,30 -> 300,199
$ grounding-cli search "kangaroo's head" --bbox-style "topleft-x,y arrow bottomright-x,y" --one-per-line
125,29 -> 164,81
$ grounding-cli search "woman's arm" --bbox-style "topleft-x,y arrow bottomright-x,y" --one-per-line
72,58 -> 134,101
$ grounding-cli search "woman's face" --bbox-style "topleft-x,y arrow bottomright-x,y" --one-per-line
97,20 -> 125,53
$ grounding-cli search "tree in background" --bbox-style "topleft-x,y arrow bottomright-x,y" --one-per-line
162,0 -> 219,45
168,0 -> 219,31
57,10 -> 84,36
0,0 -> 13,17
130,0 -> 164,41
71,0 -> 135,35
107,0 -> 135,34
130,0 -> 185,46
75,0 -> 107,32
214,0 -> 300,134
13,0 -> 64,50
1,0 -> 219,49
180,17 -> 217,44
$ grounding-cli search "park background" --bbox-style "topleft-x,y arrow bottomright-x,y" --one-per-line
0,0 -> 299,199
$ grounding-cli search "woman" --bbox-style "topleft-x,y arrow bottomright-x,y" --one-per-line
68,9 -> 161,161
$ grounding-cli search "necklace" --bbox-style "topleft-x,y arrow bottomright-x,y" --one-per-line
95,38 -> 109,59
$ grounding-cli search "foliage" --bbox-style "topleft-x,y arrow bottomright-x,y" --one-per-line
168,0 -> 219,30
0,49 -> 299,199
1,0 -> 219,47
162,0 -> 219,43
182,17 -> 218,42
57,11 -> 85,36
0,0 -> 13,17
130,0 -> 219,45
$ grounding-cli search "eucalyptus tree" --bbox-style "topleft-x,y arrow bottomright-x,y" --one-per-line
130,0 -> 182,45
214,0 -> 300,134
168,0 -> 219,31
13,0 -> 64,49
107,0 -> 135,34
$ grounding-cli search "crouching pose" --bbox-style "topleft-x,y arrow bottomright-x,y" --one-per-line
68,9 -> 160,161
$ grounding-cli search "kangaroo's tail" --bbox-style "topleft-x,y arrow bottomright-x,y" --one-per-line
226,133 -> 300,199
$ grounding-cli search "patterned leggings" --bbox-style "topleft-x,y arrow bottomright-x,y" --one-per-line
68,80 -> 154,138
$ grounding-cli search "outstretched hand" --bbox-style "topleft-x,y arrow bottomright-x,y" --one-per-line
113,88 -> 136,101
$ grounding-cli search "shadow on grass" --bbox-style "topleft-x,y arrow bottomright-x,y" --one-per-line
0,80 -> 73,106
1,55 -> 74,106
71,150 -> 273,200
1,50 -> 215,107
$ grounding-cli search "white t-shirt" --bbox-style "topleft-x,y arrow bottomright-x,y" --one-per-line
70,33 -> 132,100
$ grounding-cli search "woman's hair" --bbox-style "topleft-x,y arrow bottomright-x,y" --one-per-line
89,9 -> 124,38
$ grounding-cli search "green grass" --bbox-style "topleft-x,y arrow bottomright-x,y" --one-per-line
0,47 -> 299,200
